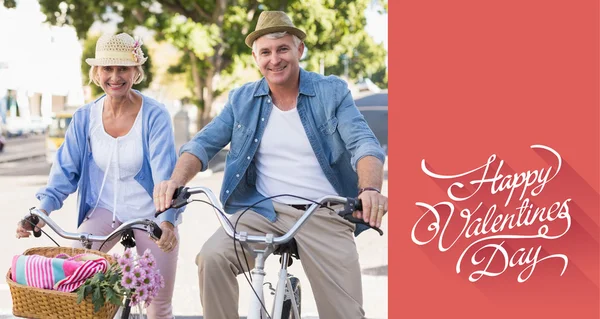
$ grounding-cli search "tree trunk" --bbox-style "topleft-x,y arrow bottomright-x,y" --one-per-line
188,50 -> 206,131
201,69 -> 215,127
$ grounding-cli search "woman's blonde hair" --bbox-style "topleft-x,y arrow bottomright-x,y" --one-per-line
88,65 -> 145,86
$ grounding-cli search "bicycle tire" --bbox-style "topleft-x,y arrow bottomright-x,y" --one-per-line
280,276 -> 301,319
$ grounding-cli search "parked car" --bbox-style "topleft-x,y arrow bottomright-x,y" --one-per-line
28,116 -> 49,134
46,112 -> 73,164
355,78 -> 381,93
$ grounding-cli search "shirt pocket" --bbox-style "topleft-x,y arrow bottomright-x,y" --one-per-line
229,122 -> 251,158
318,117 -> 344,164
319,117 -> 338,135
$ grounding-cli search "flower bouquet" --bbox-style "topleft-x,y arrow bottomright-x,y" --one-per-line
76,248 -> 165,313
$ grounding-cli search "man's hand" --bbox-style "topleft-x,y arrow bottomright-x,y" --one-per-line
153,179 -> 184,212
155,221 -> 177,252
16,209 -> 47,239
354,191 -> 388,228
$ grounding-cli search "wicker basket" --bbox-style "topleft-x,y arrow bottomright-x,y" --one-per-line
6,246 -> 120,319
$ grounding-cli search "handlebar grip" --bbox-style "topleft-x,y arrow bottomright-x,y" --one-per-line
155,186 -> 189,218
354,198 -> 362,212
171,186 -> 190,209
22,215 -> 42,238
339,198 -> 384,236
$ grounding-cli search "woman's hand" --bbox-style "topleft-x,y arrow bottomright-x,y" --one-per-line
16,209 -> 47,239
155,221 -> 177,253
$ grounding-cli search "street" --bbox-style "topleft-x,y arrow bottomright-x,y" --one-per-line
0,136 -> 388,318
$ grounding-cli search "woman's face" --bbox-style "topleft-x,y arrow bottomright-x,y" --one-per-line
97,65 -> 137,98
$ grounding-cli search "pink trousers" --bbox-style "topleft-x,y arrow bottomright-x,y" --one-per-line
72,208 -> 179,319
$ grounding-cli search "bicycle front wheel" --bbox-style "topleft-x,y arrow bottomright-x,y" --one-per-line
280,276 -> 301,319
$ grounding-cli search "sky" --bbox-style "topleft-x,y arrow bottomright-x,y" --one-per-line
365,3 -> 389,50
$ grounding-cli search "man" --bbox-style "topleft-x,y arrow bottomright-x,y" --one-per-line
154,11 -> 388,319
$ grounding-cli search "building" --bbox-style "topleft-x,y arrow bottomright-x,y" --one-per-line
0,1 -> 84,135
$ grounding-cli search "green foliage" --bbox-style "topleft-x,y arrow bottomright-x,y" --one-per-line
76,263 -> 124,313
14,0 -> 388,125
81,34 -> 153,99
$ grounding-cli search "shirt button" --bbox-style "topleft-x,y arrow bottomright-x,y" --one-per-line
247,156 -> 250,160
226,190 -> 230,194
261,118 -> 264,121
267,99 -> 271,103
236,174 -> 240,178
237,124 -> 241,128
254,139 -> 258,143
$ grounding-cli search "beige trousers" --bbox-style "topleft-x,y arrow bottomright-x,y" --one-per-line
196,202 -> 366,319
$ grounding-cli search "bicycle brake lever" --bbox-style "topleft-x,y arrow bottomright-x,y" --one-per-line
155,186 -> 190,217
339,198 -> 384,236
149,222 -> 163,240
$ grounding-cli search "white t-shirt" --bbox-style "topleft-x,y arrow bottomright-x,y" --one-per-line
255,104 -> 338,204
88,97 -> 155,223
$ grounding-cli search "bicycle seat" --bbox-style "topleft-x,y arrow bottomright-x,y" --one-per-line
273,238 -> 300,266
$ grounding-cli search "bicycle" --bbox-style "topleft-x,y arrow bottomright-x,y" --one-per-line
14,208 -> 163,319
157,186 -> 384,319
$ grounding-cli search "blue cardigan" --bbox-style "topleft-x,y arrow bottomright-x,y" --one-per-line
36,92 -> 181,227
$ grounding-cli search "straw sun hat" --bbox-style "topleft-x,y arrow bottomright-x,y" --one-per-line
85,33 -> 147,66
244,11 -> 306,48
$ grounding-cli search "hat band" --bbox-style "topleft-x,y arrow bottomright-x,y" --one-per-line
95,51 -> 134,61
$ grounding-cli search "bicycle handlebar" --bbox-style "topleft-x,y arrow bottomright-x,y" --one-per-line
155,187 -> 383,245
21,209 -> 163,243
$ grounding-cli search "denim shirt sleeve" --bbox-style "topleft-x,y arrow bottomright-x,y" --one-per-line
179,92 -> 235,171
335,83 -> 386,170
35,110 -> 85,214
147,107 -> 181,225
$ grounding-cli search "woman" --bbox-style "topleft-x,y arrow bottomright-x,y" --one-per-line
15,33 -> 181,319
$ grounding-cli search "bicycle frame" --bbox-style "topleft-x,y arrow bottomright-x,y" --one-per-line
176,186 -> 355,319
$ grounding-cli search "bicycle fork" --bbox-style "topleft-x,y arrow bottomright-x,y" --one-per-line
272,252 -> 300,319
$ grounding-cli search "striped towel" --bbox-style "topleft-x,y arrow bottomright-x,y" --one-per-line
11,253 -> 109,292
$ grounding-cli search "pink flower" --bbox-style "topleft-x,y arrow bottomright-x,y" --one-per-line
141,273 -> 155,287
122,262 -> 133,275
141,249 -> 152,259
114,248 -> 164,309
131,37 -> 144,63
121,273 -> 136,289
117,255 -> 132,269
130,294 -> 140,307
136,287 -> 150,302
123,248 -> 133,260
155,272 -> 165,289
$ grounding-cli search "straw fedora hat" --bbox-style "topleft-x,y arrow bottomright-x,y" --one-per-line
85,33 -> 147,66
245,11 -> 306,48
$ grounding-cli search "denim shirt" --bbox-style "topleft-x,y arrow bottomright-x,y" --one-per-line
180,68 -> 386,235
36,92 -> 181,227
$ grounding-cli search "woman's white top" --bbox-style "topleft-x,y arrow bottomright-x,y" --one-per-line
88,97 -> 155,225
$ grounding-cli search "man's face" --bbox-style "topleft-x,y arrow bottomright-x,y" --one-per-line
253,34 -> 304,87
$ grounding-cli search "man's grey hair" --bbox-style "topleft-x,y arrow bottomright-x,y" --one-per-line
252,31 -> 302,53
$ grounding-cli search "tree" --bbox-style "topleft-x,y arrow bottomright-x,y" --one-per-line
18,0 -> 387,128
81,34 -> 154,99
